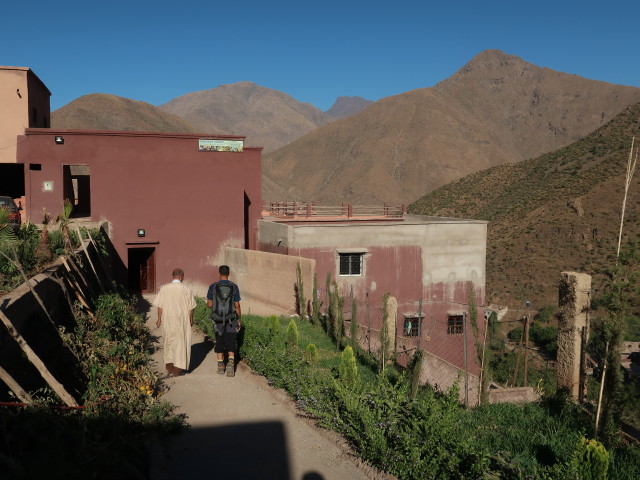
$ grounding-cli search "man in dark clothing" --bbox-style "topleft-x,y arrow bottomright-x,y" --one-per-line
207,265 -> 241,377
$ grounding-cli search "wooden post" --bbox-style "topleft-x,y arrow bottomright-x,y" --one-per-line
523,314 -> 530,387
478,311 -> 489,405
417,298 -> 423,350
0,310 -> 78,407
0,365 -> 34,404
463,311 -> 469,407
512,320 -> 525,387
595,341 -> 609,439
75,225 -> 105,293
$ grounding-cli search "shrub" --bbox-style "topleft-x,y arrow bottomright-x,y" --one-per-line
339,346 -> 358,386
286,318 -> 299,350
571,437 -> 609,480
269,315 -> 281,334
306,343 -> 319,364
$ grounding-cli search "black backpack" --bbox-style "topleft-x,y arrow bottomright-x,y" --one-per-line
210,283 -> 237,325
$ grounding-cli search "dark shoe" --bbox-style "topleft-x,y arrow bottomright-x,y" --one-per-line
166,363 -> 175,375
226,361 -> 235,377
217,362 -> 225,375
173,368 -> 185,377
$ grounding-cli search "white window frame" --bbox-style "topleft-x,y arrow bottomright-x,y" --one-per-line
336,249 -> 367,277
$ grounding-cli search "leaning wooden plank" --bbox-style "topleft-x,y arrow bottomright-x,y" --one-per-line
67,254 -> 97,300
62,256 -> 92,301
74,225 -> 105,294
0,365 -> 34,404
60,258 -> 93,314
0,310 -> 78,407
86,229 -> 114,287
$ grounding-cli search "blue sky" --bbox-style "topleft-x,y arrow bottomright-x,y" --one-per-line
2,0 -> 639,112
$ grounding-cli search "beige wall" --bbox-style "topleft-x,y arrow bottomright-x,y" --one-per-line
223,247 -> 315,316
0,68 -> 29,163
0,66 -> 51,163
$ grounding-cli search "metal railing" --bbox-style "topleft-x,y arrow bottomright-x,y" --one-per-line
262,202 -> 406,220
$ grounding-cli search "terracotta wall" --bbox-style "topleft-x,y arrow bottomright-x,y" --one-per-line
17,129 -> 262,294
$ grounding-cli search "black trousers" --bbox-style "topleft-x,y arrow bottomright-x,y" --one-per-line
214,329 -> 237,354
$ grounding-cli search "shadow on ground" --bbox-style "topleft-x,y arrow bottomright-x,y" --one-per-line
162,420 -> 325,480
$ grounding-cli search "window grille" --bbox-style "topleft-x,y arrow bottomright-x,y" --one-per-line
339,253 -> 363,276
447,314 -> 464,335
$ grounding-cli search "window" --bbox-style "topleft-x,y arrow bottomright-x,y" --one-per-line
339,253 -> 363,276
403,315 -> 423,337
447,314 -> 464,335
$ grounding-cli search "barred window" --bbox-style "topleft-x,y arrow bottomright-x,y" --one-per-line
403,315 -> 422,337
339,253 -> 363,276
447,315 -> 464,335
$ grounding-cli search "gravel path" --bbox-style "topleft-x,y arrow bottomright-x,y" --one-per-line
145,300 -> 390,480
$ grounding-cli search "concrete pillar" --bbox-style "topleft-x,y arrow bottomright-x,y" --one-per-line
557,272 -> 591,400
384,295 -> 398,359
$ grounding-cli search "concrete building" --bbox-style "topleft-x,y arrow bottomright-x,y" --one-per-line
2,66 -> 262,294
258,205 -> 488,400
0,66 -> 51,202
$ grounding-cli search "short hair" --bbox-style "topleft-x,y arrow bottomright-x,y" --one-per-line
172,268 -> 184,277
219,265 -> 230,276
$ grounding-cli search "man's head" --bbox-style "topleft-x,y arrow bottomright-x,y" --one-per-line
219,265 -> 230,279
172,268 -> 185,281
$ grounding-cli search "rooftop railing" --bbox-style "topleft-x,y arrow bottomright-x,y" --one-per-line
262,202 -> 406,221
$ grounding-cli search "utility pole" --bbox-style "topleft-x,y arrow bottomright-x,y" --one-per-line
463,311 -> 469,407
417,298 -> 423,350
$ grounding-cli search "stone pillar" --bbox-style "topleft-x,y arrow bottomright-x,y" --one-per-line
384,295 -> 398,359
557,272 -> 591,400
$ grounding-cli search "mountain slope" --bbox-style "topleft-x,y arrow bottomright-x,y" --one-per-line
409,102 -> 640,309
326,96 -> 374,118
263,50 -> 640,205
159,81 -> 334,151
52,94 -> 201,133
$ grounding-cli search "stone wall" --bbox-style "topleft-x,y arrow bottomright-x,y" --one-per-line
223,247 -> 315,316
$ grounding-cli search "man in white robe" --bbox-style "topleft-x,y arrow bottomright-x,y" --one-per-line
153,268 -> 197,376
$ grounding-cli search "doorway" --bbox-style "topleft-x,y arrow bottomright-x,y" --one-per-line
128,247 -> 156,293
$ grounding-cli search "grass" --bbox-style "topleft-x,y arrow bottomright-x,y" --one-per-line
220,313 -> 640,480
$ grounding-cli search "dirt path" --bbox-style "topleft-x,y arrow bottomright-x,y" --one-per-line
144,299 -> 387,480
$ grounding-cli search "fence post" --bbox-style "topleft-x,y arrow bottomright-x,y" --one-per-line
463,311 -> 469,408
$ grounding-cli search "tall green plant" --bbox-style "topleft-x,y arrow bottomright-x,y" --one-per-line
269,315 -> 281,335
334,282 -> 344,345
286,318 -> 299,350
339,345 -> 358,386
312,272 -> 319,325
350,298 -> 359,349
306,343 -> 319,364
55,199 -> 74,252
380,293 -> 391,371
296,262 -> 306,318
408,349 -> 424,399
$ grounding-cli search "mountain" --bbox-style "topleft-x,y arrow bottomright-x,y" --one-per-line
326,96 -> 374,118
51,94 -> 201,133
409,102 -> 640,309
159,82 -> 335,152
262,50 -> 640,205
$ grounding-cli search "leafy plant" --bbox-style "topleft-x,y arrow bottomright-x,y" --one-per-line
286,318 -> 299,350
339,345 -> 358,387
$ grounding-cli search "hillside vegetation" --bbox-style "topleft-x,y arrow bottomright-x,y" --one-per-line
264,50 -> 640,205
409,102 -> 640,308
52,94 -> 201,134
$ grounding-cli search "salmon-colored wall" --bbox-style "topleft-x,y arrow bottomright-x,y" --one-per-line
18,129 -> 262,294
0,67 -> 50,163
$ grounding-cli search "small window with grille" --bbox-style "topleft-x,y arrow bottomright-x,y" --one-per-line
338,253 -> 363,276
447,314 -> 464,335
403,315 -> 422,337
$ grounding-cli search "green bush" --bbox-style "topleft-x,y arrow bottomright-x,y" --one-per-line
306,343 -> 319,364
286,318 -> 299,350
571,437 -> 609,480
339,346 -> 358,386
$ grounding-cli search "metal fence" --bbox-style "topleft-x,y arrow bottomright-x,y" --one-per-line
262,201 -> 405,220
